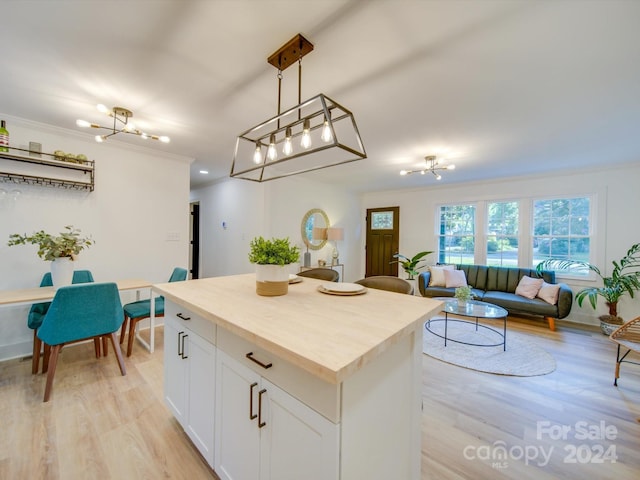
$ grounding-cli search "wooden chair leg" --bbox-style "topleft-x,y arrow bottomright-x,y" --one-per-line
119,317 -> 129,345
42,344 -> 51,373
94,338 -> 101,358
102,336 -> 109,357
545,316 -> 556,331
32,330 -> 41,375
108,333 -> 127,376
127,317 -> 140,357
43,344 -> 62,402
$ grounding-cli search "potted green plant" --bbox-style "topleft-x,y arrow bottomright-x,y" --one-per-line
249,236 -> 300,296
454,285 -> 473,307
7,225 -> 93,287
536,243 -> 640,334
390,251 -> 433,280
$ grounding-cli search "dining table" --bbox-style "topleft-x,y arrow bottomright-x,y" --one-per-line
0,278 -> 158,353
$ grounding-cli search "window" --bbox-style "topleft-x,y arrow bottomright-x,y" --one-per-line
486,201 -> 519,267
371,210 -> 394,229
437,204 -> 476,265
532,197 -> 591,275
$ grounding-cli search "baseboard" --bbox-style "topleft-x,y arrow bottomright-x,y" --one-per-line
0,340 -> 33,363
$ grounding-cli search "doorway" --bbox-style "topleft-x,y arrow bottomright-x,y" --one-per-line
365,206 -> 399,277
189,202 -> 200,279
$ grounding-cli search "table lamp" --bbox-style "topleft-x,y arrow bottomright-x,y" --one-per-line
327,227 -> 344,265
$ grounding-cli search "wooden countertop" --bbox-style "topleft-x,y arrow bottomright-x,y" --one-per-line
153,274 -> 442,384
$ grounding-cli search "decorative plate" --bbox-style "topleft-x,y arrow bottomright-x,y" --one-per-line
289,274 -> 303,284
318,282 -> 367,296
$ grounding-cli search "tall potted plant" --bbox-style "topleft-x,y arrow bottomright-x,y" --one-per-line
390,251 -> 433,280
249,236 -> 300,296
7,225 -> 93,287
536,243 -> 640,334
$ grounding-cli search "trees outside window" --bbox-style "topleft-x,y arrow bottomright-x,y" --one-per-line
487,201 -> 519,267
532,197 -> 591,275
437,205 -> 476,265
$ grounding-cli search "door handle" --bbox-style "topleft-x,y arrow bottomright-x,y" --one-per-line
258,388 -> 267,428
177,312 -> 191,321
249,382 -> 258,420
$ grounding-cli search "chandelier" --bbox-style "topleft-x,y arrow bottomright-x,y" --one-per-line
230,34 -> 366,182
400,155 -> 455,180
76,104 -> 170,143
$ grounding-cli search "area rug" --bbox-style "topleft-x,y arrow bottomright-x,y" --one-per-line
423,317 -> 556,376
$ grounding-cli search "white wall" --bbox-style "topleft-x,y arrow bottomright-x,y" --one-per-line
0,115 -> 192,360
361,162 -> 640,326
190,174 -> 361,282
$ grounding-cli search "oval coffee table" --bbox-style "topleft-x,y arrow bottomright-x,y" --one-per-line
425,297 -> 508,351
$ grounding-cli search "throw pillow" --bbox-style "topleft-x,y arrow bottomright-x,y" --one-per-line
515,275 -> 544,299
444,269 -> 468,288
429,265 -> 455,287
537,281 -> 561,305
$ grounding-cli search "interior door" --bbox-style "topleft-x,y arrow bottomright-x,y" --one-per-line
365,207 -> 399,277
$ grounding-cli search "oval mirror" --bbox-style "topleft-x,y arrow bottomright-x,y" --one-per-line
301,208 -> 330,250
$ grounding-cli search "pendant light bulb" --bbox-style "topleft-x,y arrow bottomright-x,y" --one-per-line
95,135 -> 105,143
253,142 -> 262,164
321,117 -> 332,143
283,127 -> 293,156
267,134 -> 278,161
301,119 -> 312,149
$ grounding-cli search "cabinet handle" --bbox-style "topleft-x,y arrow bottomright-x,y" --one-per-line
177,331 -> 184,357
177,312 -> 191,321
181,334 -> 188,359
258,388 -> 267,428
245,352 -> 272,370
249,382 -> 258,420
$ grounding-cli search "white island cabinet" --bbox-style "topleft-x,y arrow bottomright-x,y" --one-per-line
154,274 -> 442,480
163,302 -> 216,467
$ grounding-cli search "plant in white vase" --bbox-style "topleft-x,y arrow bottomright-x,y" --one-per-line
454,285 -> 473,306
7,225 -> 93,287
249,236 -> 300,296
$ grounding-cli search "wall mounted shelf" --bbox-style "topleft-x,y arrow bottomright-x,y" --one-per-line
0,147 -> 94,191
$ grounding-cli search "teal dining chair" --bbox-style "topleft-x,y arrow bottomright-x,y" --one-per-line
37,282 -> 126,402
120,267 -> 188,357
28,270 -> 95,374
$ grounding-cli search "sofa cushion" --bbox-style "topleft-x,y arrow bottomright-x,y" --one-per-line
460,265 -> 488,290
482,291 -> 559,316
515,275 -> 544,299
429,265 -> 455,286
444,269 -> 467,288
421,286 -> 485,299
537,281 -> 561,305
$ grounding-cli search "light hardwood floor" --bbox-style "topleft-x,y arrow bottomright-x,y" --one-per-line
0,318 -> 638,479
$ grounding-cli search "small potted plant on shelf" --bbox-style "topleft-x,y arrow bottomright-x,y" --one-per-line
7,225 -> 93,287
390,250 -> 433,280
454,285 -> 473,307
249,236 -> 300,296
536,243 -> 640,335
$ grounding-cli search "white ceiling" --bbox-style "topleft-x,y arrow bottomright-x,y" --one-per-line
2,0 -> 639,191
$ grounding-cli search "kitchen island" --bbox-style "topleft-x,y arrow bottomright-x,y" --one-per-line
153,273 -> 442,480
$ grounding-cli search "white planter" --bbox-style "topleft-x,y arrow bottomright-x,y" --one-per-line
51,257 -> 74,288
255,264 -> 290,296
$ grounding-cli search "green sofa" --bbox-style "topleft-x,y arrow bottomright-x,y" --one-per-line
418,264 -> 573,330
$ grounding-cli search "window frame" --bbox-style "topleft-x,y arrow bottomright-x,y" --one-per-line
530,194 -> 595,279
